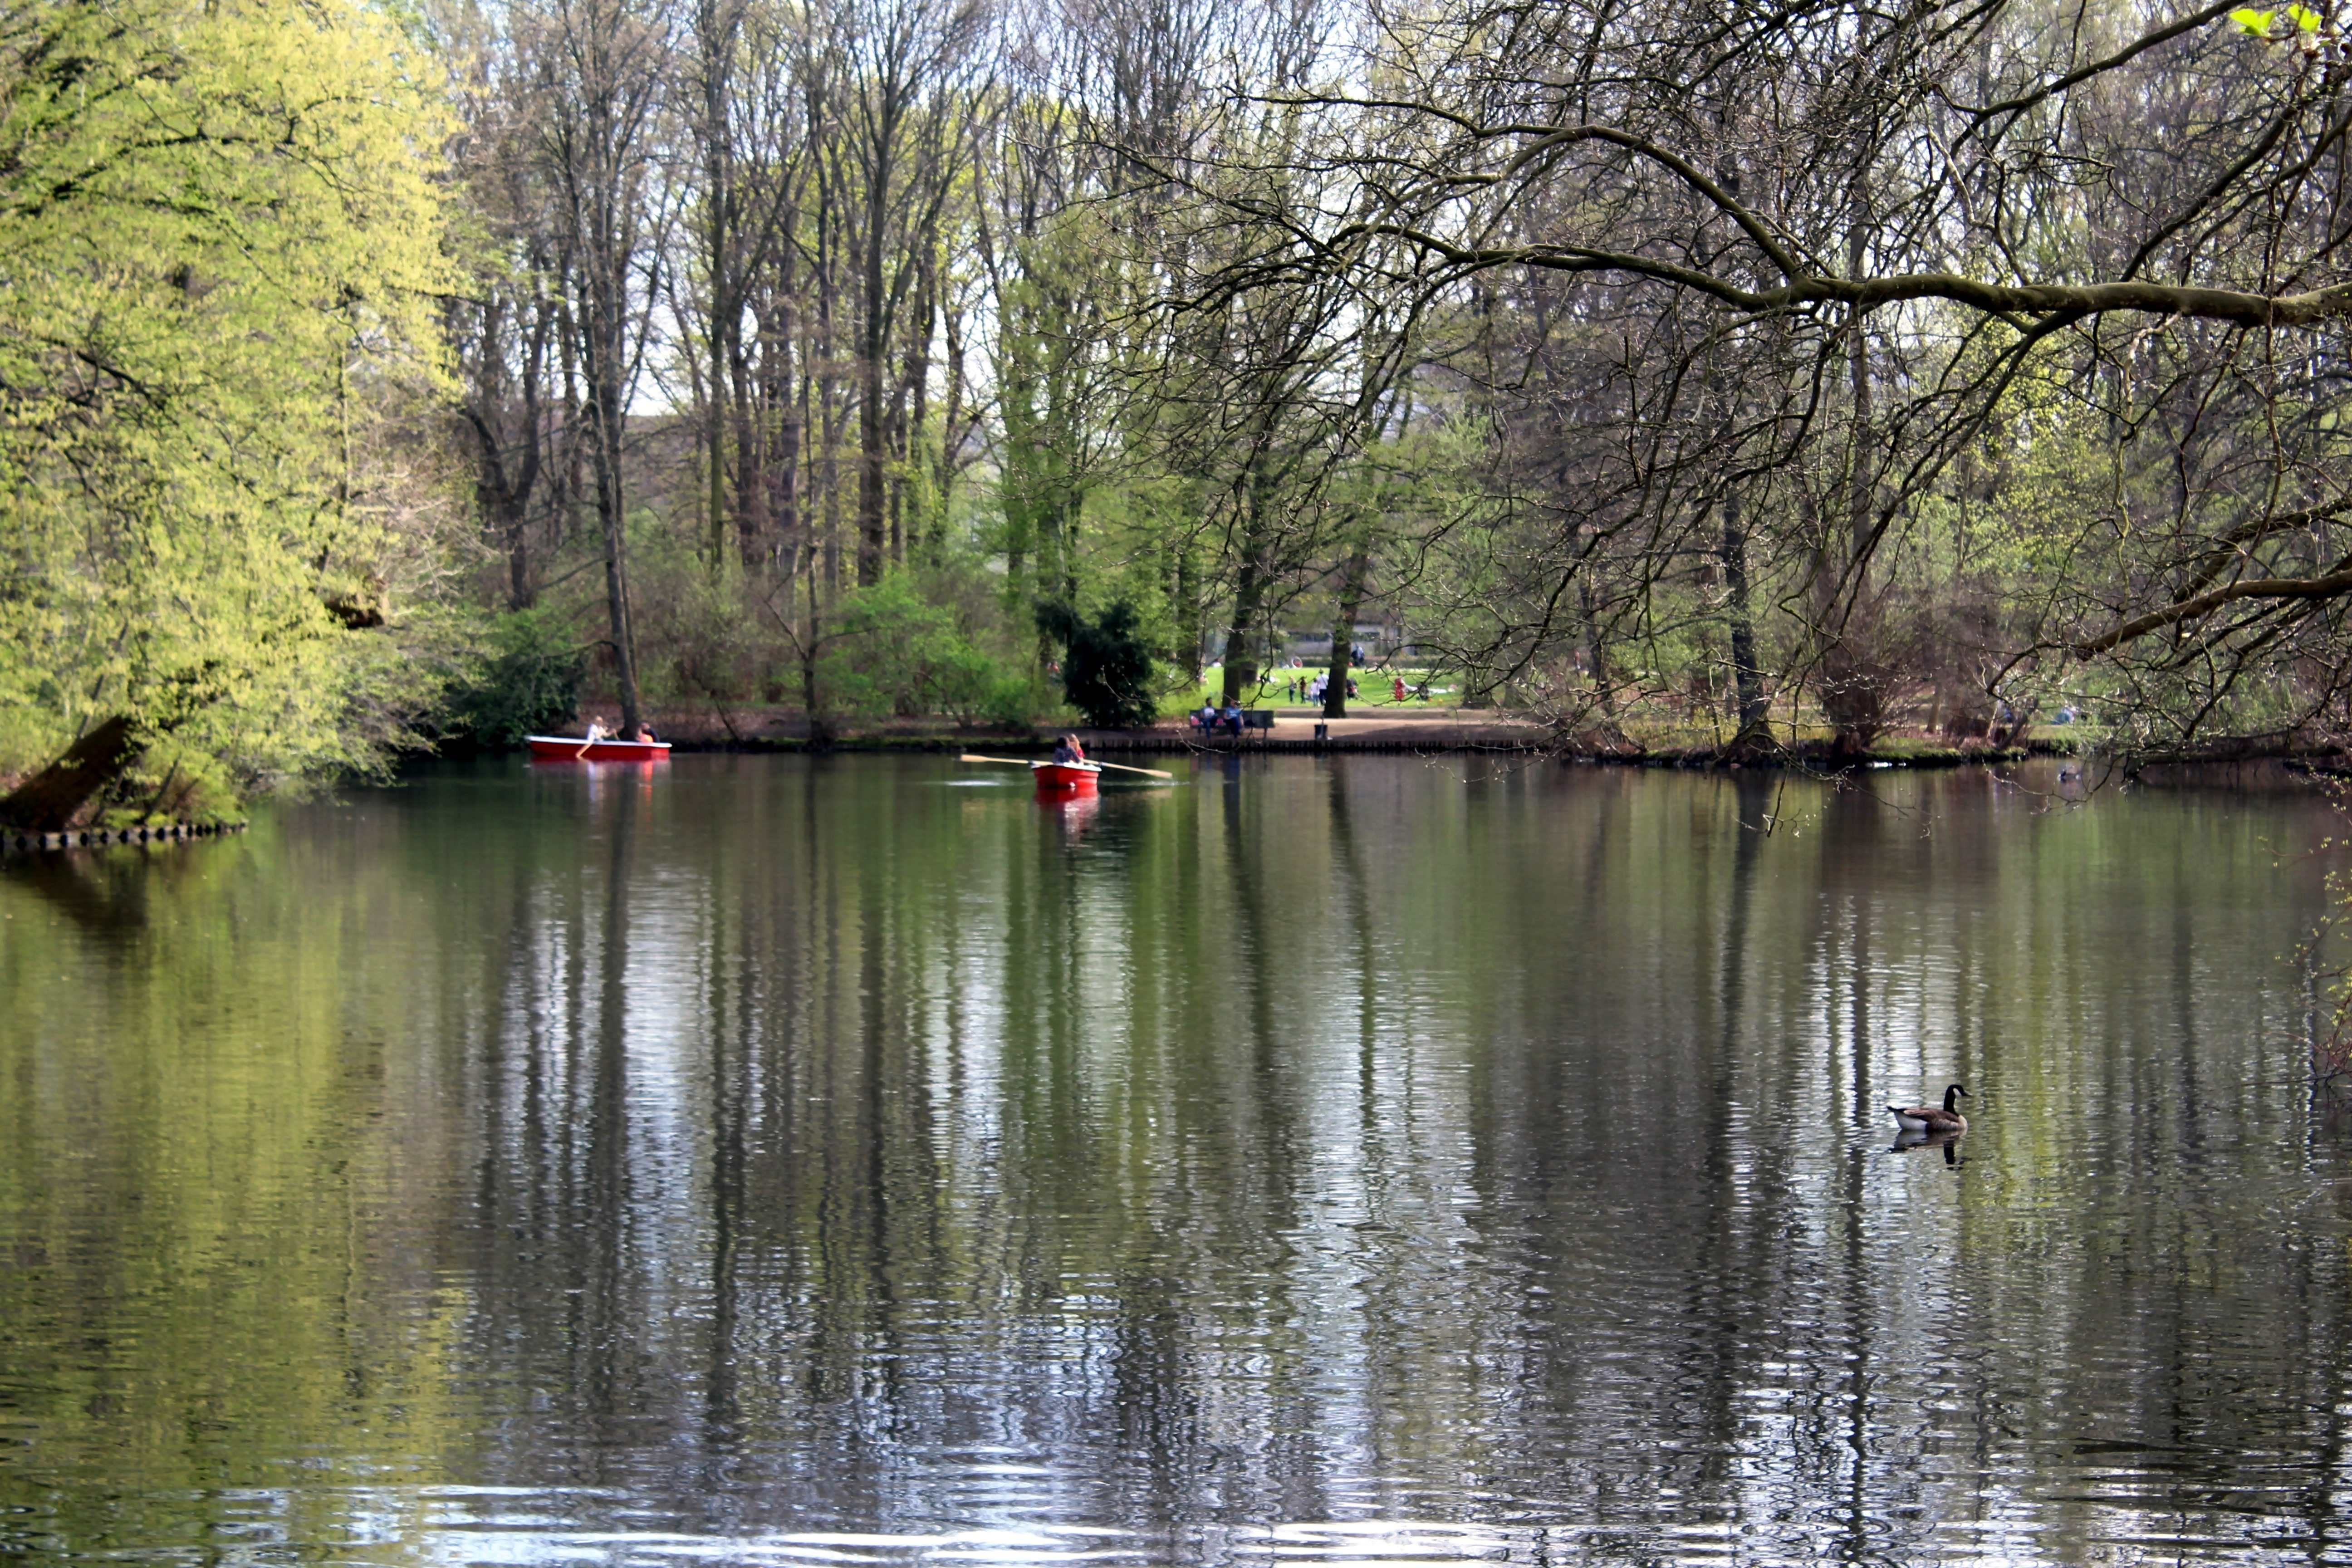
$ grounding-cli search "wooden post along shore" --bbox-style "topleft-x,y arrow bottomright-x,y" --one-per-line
1,821 -> 247,856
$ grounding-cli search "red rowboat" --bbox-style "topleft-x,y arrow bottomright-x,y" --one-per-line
527,734 -> 673,763
1032,760 -> 1100,795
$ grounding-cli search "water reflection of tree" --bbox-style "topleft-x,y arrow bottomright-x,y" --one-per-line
31,762 -> 2352,1557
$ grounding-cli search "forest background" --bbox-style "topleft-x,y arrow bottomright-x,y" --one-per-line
7,0 -> 2352,822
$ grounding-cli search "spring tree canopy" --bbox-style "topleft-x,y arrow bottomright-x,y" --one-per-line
0,0 -> 457,819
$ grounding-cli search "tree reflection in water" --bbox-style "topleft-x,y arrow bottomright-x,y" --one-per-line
0,754 -> 2346,1565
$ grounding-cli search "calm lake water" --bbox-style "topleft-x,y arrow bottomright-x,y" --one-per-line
6,754 -> 2352,1566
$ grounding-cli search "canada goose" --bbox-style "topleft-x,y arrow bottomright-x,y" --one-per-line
1889,1083 -> 1970,1134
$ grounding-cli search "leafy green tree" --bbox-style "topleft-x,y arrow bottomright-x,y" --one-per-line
0,0 -> 456,820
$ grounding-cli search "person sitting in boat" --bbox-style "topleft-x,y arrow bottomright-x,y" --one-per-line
1051,734 -> 1086,765
585,718 -> 612,742
623,722 -> 657,743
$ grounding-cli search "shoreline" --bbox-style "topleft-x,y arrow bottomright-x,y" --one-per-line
585,705 -> 2341,781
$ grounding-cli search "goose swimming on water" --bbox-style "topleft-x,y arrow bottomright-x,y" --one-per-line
1889,1084 -> 1970,1134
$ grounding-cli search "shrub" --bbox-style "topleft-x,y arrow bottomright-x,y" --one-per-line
1036,600 -> 1159,728
440,608 -> 586,749
821,574 -> 1029,727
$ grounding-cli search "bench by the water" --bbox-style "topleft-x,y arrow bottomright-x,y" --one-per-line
1191,709 -> 1278,738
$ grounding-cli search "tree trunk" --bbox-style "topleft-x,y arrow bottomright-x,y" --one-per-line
590,341 -> 644,736
0,716 -> 139,830
802,559 -> 830,744
1323,546 -> 1367,718
500,492 -> 534,609
1220,556 -> 1267,706
902,265 -> 934,565
857,200 -> 889,587
730,308 -> 762,575
704,317 -> 727,569
1577,573 -> 1617,724
1720,490 -> 1771,752
1819,191 -> 1886,756
1174,545 -> 1200,684
769,293 -> 801,587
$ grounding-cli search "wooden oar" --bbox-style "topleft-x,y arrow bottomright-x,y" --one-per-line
960,753 -> 1174,780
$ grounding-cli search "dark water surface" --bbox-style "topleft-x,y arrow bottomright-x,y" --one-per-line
6,754 -> 2352,1566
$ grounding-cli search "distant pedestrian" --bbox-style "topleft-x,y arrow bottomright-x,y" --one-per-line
1392,676 -> 1406,702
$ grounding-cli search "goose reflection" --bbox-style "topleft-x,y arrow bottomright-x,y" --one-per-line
1891,1128 -> 1965,1165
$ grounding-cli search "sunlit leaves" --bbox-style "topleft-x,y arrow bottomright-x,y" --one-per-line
2226,5 -> 2324,37
0,0 -> 458,794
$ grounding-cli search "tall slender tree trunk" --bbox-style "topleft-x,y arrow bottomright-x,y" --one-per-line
501,494 -> 534,609
730,307 -> 762,574
592,362 -> 643,736
1219,557 -> 1267,708
857,188 -> 889,586
557,260 -> 586,550
1720,488 -> 1769,750
901,263 -> 934,566
1818,167 -> 1884,755
769,291 -> 801,586
1220,467 -> 1278,706
1577,573 -> 1615,723
1323,545 -> 1367,718
1173,545 -> 1200,682
706,329 -> 729,568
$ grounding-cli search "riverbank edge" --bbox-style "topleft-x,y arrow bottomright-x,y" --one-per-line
615,715 -> 2352,783
636,723 -> 2068,770
1,821 -> 250,856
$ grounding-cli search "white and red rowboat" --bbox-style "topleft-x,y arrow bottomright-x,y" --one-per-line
1031,760 -> 1101,795
527,734 -> 673,763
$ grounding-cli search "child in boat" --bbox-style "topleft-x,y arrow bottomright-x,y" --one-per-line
1051,735 -> 1086,764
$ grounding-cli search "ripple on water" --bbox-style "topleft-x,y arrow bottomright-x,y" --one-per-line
7,759 -> 2352,1567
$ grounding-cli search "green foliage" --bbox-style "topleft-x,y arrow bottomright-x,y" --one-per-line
1036,600 -> 1161,728
822,575 -> 1034,727
628,522 -> 766,706
2229,5 -> 2323,34
0,0 -> 457,796
94,738 -> 244,828
441,609 -> 588,748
